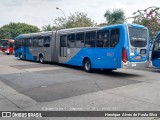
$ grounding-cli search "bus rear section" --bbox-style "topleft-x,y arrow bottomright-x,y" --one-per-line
122,24 -> 149,68
0,39 -> 14,55
151,32 -> 160,67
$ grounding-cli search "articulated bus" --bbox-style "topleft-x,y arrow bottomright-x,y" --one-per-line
151,32 -> 160,67
14,24 -> 150,72
0,39 -> 14,55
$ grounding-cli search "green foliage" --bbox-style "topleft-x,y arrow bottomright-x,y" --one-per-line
41,24 -> 57,31
53,12 -> 95,29
66,12 -> 95,28
131,6 -> 160,39
0,22 -> 40,39
104,9 -> 125,25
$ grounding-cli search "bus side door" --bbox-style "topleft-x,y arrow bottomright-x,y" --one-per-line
43,36 -> 52,61
60,35 -> 67,58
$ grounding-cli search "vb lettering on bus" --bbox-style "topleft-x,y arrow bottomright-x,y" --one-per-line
14,23 -> 150,72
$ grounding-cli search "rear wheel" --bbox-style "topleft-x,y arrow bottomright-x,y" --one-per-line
39,55 -> 44,64
83,59 -> 93,72
19,53 -> 22,59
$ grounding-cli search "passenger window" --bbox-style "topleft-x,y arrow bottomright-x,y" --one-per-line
9,42 -> 13,48
85,31 -> 96,47
44,37 -> 50,47
97,30 -> 109,48
76,33 -> 85,48
60,35 -> 67,47
110,29 -> 120,48
25,38 -> 32,47
32,38 -> 38,47
38,38 -> 43,47
154,39 -> 160,51
68,34 -> 75,48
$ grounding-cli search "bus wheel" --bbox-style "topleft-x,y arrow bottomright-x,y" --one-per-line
39,55 -> 44,64
19,53 -> 22,59
83,59 -> 92,72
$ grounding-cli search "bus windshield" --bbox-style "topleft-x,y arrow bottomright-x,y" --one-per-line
129,27 -> 148,47
0,40 -> 8,48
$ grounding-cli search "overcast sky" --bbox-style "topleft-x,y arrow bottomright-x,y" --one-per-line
0,0 -> 160,29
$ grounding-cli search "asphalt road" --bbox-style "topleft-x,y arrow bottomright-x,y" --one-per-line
0,53 -> 160,120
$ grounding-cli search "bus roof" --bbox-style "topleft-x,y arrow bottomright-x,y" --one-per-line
15,23 -> 147,39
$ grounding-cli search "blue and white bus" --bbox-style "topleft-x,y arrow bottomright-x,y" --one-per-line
151,32 -> 160,67
14,23 -> 150,72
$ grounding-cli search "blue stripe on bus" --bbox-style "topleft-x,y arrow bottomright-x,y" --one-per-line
15,47 -> 36,61
65,48 -> 122,69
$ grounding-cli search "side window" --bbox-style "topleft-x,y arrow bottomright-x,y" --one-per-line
85,31 -> 96,47
38,37 -> 43,47
154,39 -> 160,51
9,42 -> 14,48
18,39 -> 25,47
44,37 -> 50,47
15,39 -> 23,47
26,38 -> 32,47
97,30 -> 109,48
68,34 -> 75,48
76,33 -> 85,48
60,35 -> 67,47
32,38 -> 38,47
110,29 -> 120,48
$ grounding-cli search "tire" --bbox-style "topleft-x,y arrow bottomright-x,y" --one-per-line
19,53 -> 22,59
39,55 -> 44,64
83,59 -> 93,72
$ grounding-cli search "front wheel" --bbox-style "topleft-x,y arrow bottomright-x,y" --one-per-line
83,59 -> 93,73
19,53 -> 22,59
39,55 -> 44,64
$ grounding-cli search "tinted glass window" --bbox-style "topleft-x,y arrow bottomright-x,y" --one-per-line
68,34 -> 75,48
97,30 -> 109,48
0,40 -> 8,48
32,38 -> 38,47
38,38 -> 43,47
110,29 -> 120,48
44,37 -> 50,47
9,42 -> 14,48
25,38 -> 32,47
76,33 -> 85,48
85,31 -> 96,47
129,27 -> 148,47
153,39 -> 160,51
60,35 -> 67,47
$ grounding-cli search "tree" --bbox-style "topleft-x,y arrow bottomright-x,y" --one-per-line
0,22 -> 40,39
104,9 -> 125,25
131,6 -> 160,40
41,24 -> 57,31
53,12 -> 95,29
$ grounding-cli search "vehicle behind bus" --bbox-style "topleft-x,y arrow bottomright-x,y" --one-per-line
14,24 -> 149,72
151,32 -> 160,67
0,39 -> 14,55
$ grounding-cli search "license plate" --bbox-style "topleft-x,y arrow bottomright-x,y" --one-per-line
136,56 -> 141,59
132,63 -> 136,66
